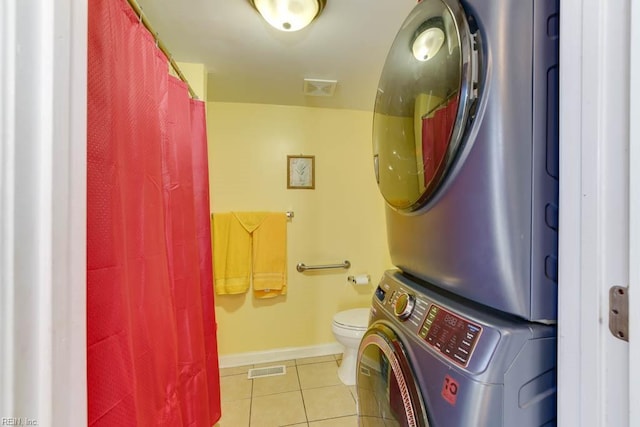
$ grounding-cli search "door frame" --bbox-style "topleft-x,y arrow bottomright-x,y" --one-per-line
629,0 -> 640,425
0,0 -> 87,425
558,0 -> 635,426
1,0 -> 637,425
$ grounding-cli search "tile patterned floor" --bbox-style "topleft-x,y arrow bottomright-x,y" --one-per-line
215,354 -> 359,427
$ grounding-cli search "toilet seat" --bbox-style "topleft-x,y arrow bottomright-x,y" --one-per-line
332,308 -> 370,331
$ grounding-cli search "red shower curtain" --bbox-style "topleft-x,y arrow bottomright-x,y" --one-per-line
86,0 -> 220,425
421,96 -> 459,189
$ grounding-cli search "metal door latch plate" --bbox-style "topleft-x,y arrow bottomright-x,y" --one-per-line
609,286 -> 629,342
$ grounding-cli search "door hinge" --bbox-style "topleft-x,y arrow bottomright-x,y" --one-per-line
609,286 -> 629,342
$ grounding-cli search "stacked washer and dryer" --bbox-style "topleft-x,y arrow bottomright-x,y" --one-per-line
356,0 -> 559,425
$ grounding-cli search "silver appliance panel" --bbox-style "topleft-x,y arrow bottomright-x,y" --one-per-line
377,0 -> 559,322
357,271 -> 557,426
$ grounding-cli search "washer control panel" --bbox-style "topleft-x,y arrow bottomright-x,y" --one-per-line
374,277 -> 486,369
393,292 -> 416,320
418,304 -> 482,367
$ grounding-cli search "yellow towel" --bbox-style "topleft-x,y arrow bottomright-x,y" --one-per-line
211,213 -> 252,295
249,213 -> 287,299
211,212 -> 287,298
233,212 -> 287,299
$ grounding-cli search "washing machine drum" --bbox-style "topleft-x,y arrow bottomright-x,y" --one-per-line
357,323 -> 430,426
373,0 -> 478,212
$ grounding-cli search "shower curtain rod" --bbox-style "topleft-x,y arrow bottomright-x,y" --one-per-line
126,0 -> 199,100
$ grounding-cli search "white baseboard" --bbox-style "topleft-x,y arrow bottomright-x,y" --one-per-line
218,342 -> 344,368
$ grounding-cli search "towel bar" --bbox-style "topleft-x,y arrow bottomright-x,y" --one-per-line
296,260 -> 351,273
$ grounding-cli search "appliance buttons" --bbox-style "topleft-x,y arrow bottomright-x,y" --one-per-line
393,292 -> 416,321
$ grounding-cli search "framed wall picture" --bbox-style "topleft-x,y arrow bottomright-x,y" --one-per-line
287,155 -> 315,189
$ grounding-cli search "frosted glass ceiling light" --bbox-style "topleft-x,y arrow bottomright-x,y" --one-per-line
249,0 -> 326,32
412,26 -> 445,61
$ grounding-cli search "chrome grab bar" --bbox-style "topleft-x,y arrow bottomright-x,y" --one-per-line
296,260 -> 351,273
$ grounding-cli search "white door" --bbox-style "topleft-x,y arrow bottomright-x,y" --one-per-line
559,0 -> 637,426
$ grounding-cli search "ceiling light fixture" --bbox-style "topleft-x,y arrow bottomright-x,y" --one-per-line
412,27 -> 445,61
248,0 -> 327,32
411,18 -> 446,62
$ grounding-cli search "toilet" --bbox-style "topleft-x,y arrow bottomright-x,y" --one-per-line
332,308 -> 370,386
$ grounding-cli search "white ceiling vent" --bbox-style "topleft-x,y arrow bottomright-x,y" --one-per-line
303,78 -> 338,97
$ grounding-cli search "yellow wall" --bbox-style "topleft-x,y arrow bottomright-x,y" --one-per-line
176,62 -> 208,101
207,102 -> 392,355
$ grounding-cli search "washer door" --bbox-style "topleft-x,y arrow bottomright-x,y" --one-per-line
373,0 -> 477,212
356,322 -> 430,427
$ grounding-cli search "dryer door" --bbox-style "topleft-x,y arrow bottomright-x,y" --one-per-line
356,322 -> 430,427
373,0 -> 477,212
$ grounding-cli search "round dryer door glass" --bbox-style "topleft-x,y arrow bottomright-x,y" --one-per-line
373,0 -> 476,211
357,323 -> 429,426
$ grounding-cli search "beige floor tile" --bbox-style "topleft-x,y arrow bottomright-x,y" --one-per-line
253,366 -> 300,397
250,391 -> 307,427
359,416 -> 388,427
296,355 -> 338,365
253,359 -> 296,369
348,385 -> 357,401
309,415 -> 358,426
216,398 -> 251,427
220,365 -> 253,377
220,373 -> 253,402
298,361 -> 342,389
302,385 -> 357,421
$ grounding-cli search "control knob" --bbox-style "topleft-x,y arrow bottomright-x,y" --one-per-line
394,292 -> 416,321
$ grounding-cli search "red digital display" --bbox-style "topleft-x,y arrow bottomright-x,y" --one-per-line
418,304 -> 482,367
